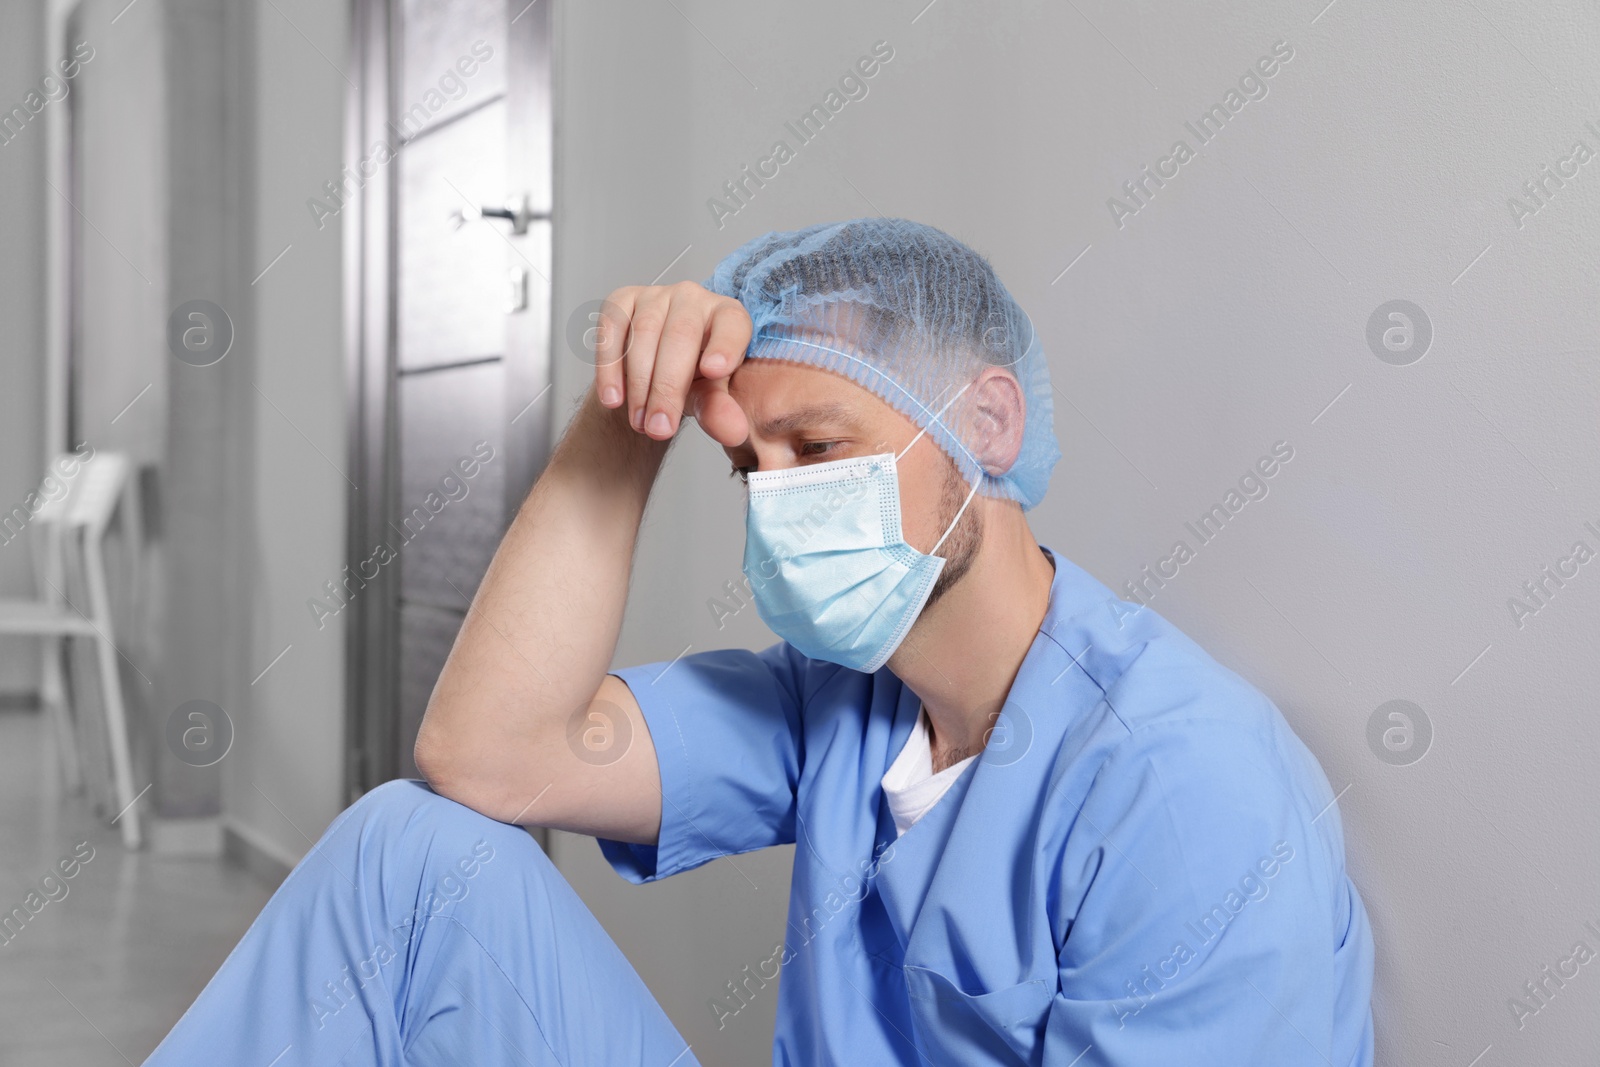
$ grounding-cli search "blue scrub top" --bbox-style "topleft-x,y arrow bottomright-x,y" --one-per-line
599,546 -> 1375,1066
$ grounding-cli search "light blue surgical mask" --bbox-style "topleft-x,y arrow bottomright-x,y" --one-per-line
741,381 -> 983,672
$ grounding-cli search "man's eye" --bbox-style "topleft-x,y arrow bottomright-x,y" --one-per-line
800,441 -> 838,458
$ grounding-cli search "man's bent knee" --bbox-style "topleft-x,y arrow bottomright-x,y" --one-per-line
343,779 -> 548,871
335,781 -> 559,936
351,779 -> 519,834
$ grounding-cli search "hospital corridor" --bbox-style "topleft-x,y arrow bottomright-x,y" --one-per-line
0,1 -> 1596,1065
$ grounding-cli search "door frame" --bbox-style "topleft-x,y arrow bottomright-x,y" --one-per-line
343,0 -> 396,801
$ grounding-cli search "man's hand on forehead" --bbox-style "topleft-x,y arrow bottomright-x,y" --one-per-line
592,281 -> 753,448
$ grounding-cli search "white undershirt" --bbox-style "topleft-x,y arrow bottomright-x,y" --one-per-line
880,705 -> 978,837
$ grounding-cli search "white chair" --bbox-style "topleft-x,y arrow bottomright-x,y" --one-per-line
0,451 -> 144,849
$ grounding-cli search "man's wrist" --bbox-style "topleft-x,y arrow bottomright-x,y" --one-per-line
556,383 -> 673,491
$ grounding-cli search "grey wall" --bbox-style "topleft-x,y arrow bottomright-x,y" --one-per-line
0,1 -> 47,698
70,0 -> 168,467
551,2 -> 1600,1065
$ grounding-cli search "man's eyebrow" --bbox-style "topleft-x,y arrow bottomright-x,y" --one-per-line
755,402 -> 862,437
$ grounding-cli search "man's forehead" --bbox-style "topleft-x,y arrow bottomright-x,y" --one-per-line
750,400 -> 864,437
729,361 -> 886,437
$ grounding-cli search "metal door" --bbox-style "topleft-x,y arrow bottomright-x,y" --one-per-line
345,0 -> 552,797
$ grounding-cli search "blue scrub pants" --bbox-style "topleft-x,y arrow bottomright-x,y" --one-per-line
144,780 -> 700,1067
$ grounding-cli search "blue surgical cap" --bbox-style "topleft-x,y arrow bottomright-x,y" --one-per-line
704,217 -> 1060,510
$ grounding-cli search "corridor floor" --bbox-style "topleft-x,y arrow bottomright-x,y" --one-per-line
0,708 -> 276,1065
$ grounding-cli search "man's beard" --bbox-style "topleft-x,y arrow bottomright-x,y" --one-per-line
925,462 -> 983,609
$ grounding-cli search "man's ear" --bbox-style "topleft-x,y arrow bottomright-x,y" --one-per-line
966,368 -> 1026,477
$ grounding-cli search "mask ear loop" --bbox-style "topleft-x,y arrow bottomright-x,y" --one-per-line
892,378 -> 985,557
931,468 -> 982,556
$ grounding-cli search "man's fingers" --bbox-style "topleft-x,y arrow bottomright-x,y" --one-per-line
592,290 -> 635,409
642,287 -> 713,439
699,299 -> 752,379
622,291 -> 671,431
590,281 -> 753,440
689,377 -> 750,448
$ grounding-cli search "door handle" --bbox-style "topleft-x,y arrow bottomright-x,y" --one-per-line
449,193 -> 545,236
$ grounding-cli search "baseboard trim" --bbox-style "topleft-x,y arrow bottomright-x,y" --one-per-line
222,818 -> 296,889
148,816 -> 224,857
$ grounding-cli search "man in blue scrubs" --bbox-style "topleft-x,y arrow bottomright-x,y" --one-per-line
146,218 -> 1374,1066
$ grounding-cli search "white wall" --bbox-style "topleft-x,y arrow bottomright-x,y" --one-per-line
219,0 -> 349,868
552,2 -> 1600,1064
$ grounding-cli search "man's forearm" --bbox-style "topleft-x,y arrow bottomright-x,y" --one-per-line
414,383 -> 670,798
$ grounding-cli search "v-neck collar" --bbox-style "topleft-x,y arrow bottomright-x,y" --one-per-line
869,544 -> 1113,958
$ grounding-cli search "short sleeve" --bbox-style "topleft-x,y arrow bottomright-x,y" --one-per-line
1043,719 -> 1343,1065
596,641 -> 807,883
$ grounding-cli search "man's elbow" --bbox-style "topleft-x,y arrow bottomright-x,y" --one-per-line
412,720 -> 535,825
412,719 -> 460,797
